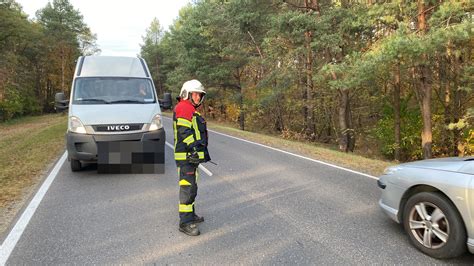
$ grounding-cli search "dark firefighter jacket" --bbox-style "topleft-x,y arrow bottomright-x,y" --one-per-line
173,99 -> 211,166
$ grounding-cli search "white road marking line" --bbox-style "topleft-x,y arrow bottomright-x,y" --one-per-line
208,129 -> 379,180
0,151 -> 68,266
165,142 -> 213,177
162,116 -> 377,180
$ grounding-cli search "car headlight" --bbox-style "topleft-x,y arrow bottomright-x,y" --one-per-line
149,114 -> 163,131
383,166 -> 402,175
69,116 -> 86,134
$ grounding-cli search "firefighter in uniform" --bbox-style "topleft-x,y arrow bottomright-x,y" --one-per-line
173,79 -> 211,236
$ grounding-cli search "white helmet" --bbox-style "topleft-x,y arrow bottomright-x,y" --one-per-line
180,79 -> 206,105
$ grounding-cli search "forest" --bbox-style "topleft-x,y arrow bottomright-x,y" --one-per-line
0,0 -> 98,119
141,0 -> 473,161
1,0 -> 472,161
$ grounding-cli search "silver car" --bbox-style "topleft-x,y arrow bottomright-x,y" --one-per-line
378,157 -> 474,259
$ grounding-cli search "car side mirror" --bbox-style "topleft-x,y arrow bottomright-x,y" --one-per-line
159,92 -> 172,110
55,92 -> 69,112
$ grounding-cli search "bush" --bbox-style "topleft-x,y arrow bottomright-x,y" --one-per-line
0,86 -> 23,121
372,99 -> 422,161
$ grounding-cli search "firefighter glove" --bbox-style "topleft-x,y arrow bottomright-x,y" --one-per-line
187,148 -> 200,164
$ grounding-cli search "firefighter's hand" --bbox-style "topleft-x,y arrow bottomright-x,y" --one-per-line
190,140 -> 205,150
187,149 -> 200,164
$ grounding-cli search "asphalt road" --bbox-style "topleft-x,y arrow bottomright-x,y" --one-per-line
2,117 -> 473,264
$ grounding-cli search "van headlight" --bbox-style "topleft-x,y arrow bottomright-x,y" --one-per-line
69,116 -> 86,134
149,114 -> 162,131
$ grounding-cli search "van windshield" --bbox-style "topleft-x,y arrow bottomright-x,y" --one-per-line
73,77 -> 156,104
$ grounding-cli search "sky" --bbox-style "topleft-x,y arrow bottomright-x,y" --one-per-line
16,0 -> 191,56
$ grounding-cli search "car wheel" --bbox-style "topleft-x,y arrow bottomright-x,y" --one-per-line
71,159 -> 82,172
403,192 -> 466,259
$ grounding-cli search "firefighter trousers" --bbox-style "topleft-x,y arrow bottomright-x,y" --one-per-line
178,163 -> 199,224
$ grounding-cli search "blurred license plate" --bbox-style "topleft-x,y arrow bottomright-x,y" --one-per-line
97,141 -> 164,174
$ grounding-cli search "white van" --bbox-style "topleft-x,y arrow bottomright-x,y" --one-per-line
65,56 -> 166,172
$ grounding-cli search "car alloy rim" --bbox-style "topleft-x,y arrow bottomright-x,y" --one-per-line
409,202 -> 449,249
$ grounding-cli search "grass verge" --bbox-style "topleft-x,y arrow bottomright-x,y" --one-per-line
163,111 -> 394,176
0,113 -> 67,236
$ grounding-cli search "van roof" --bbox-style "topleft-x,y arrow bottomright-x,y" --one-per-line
76,56 -> 149,78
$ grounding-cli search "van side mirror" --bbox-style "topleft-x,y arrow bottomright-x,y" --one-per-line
159,92 -> 172,110
55,92 -> 69,113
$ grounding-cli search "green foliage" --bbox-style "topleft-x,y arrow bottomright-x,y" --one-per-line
36,0 -> 86,44
0,86 -> 23,120
372,99 -> 423,160
140,18 -> 165,93
144,0 -> 474,161
0,0 -> 98,120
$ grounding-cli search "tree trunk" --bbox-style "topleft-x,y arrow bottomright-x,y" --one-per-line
275,97 -> 284,132
452,79 -> 461,156
393,64 -> 401,161
234,69 -> 245,131
155,55 -> 162,95
452,52 -> 463,156
299,55 -> 308,129
304,32 -> 314,138
338,89 -> 354,152
45,78 -> 52,113
346,95 -> 355,152
418,0 -> 432,159
61,45 -> 65,93
238,89 -> 245,131
441,55 -> 451,156
419,65 -> 432,159
304,0 -> 315,138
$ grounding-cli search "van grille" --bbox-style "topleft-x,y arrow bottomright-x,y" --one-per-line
93,124 -> 143,132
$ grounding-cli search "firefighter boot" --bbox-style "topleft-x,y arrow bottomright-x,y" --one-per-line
192,214 -> 204,224
179,223 -> 200,236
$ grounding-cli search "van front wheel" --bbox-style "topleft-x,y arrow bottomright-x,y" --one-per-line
71,159 -> 82,172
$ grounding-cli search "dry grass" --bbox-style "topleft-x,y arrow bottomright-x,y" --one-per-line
163,111 -> 394,176
0,113 -> 67,235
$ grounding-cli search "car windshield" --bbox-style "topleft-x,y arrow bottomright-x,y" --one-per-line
73,77 -> 155,104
